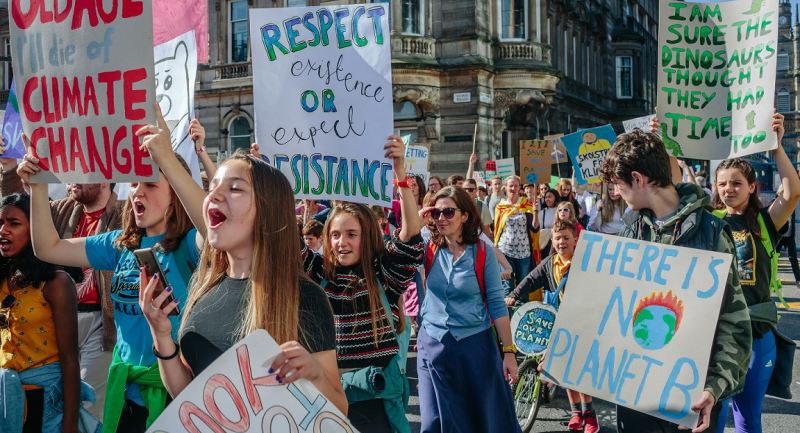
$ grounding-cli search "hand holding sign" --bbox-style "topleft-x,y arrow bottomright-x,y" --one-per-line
16,135 -> 41,184
136,103 -> 174,166
189,118 -> 206,151
385,135 -> 407,179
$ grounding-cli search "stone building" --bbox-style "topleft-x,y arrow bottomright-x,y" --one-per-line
0,0 -> 659,178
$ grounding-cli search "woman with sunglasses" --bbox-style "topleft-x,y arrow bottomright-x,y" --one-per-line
554,201 -> 583,240
418,186 -> 521,433
0,193 -> 99,433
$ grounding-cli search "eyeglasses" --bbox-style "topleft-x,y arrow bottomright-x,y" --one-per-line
431,208 -> 460,220
0,294 -> 16,329
463,187 -> 476,192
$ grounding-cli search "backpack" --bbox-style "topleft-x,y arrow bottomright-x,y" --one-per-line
423,239 -> 490,321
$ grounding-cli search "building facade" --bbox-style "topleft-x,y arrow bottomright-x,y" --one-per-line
0,0 -> 659,178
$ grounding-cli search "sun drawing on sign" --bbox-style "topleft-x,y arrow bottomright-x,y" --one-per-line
631,290 -> 685,350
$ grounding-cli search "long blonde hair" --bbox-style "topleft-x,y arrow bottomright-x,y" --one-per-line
600,185 -> 627,224
180,152 -> 301,344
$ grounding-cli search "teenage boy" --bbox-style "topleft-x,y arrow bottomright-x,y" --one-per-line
505,220 -> 599,433
599,129 -> 752,433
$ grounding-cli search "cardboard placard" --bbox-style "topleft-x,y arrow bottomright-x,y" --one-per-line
543,233 -> 732,427
250,4 -> 394,206
656,0 -> 778,159
10,0 -> 158,184
520,139 -> 553,185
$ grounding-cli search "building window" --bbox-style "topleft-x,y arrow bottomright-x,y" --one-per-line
402,0 -> 423,35
2,37 -> 11,91
616,56 -> 633,99
229,0 -> 249,63
394,101 -> 419,120
228,116 -> 252,151
499,0 -> 527,40
778,52 -> 790,71
778,89 -> 791,113
286,0 -> 306,5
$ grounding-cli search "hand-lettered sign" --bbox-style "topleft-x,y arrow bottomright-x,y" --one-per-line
656,0 -> 778,159
561,125 -> 616,185
543,232 -> 732,427
545,133 -> 567,164
496,158 -> 515,180
520,139 -> 552,186
623,115 -> 653,134
511,302 -> 557,356
405,144 -> 430,184
250,5 -> 393,206
9,0 -> 158,184
147,330 -> 357,433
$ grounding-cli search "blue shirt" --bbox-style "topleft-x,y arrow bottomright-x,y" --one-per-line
85,228 -> 199,403
421,241 -> 508,342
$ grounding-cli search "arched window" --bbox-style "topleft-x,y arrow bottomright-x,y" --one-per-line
394,101 -> 419,120
228,116 -> 252,151
778,89 -> 791,113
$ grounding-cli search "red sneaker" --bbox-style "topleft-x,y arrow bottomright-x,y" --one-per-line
567,412 -> 584,431
583,411 -> 599,433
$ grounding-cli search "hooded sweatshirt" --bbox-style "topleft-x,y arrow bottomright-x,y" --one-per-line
620,183 -> 752,402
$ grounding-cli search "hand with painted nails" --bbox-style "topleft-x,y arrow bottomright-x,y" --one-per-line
268,341 -> 323,385
138,267 -> 177,339
135,103 -> 174,164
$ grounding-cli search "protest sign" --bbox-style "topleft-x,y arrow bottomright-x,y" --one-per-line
147,330 -> 356,433
561,125 -> 616,185
405,144 -> 429,184
153,0 -> 209,64
656,0 -> 778,159
544,133 -> 567,164
1,80 -> 25,159
496,158 -> 516,180
543,232 -> 732,427
250,4 -> 394,206
9,0 -> 158,184
511,302 -> 557,356
118,31 -> 201,199
473,171 -> 487,188
520,139 -> 552,185
623,115 -> 653,133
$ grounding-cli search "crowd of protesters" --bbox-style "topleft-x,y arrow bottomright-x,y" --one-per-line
0,106 -> 796,433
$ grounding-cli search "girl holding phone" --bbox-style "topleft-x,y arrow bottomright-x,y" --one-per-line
19,104 -> 206,433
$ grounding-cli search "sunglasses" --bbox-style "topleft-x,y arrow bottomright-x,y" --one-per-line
463,187 -> 476,192
558,208 -> 572,212
431,207 -> 460,220
0,294 -> 16,329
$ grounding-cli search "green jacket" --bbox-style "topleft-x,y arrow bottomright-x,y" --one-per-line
620,183 -> 753,402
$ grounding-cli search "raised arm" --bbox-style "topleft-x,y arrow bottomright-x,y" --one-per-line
137,104 -> 207,239
386,135 -> 421,241
190,118 -> 217,181
768,113 -> 800,230
466,152 -> 477,180
17,151 -> 90,268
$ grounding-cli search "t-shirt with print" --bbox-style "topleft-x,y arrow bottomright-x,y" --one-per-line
724,209 -> 776,338
85,228 -> 200,403
498,212 -> 531,259
180,277 -> 336,375
73,208 -> 106,305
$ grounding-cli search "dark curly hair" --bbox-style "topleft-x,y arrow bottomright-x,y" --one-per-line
600,129 -> 672,188
0,194 -> 82,289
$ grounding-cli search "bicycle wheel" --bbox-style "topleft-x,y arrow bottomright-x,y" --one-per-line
512,358 -> 541,432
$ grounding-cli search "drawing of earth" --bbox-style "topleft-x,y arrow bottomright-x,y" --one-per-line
632,305 -> 678,350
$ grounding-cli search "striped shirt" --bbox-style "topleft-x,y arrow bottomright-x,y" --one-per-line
302,231 -> 424,369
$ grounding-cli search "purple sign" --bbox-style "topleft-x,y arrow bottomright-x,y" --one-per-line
2,80 -> 25,159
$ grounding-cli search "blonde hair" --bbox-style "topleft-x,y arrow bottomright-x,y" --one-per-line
180,152 -> 301,344
556,201 -> 579,225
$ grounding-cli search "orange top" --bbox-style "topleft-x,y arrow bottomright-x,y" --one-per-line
0,280 -> 59,371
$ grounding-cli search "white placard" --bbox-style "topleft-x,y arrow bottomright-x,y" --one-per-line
495,157 -> 515,180
656,0 -> 778,159
405,144 -> 429,184
147,330 -> 357,432
623,115 -> 653,133
543,232 -> 732,427
250,5 -> 394,206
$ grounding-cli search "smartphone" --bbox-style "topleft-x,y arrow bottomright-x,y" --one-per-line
134,248 -> 180,316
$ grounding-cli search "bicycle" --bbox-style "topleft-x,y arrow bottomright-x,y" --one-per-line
509,301 -> 558,432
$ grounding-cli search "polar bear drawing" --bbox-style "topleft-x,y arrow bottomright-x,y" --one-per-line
154,41 -> 192,151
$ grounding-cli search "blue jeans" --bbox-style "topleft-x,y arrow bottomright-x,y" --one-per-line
716,330 -> 776,433
504,255 -> 532,296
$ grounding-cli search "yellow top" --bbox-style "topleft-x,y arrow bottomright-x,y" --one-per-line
0,280 -> 59,371
578,139 -> 611,155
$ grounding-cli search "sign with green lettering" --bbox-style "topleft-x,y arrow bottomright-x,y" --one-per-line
656,0 -> 778,159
